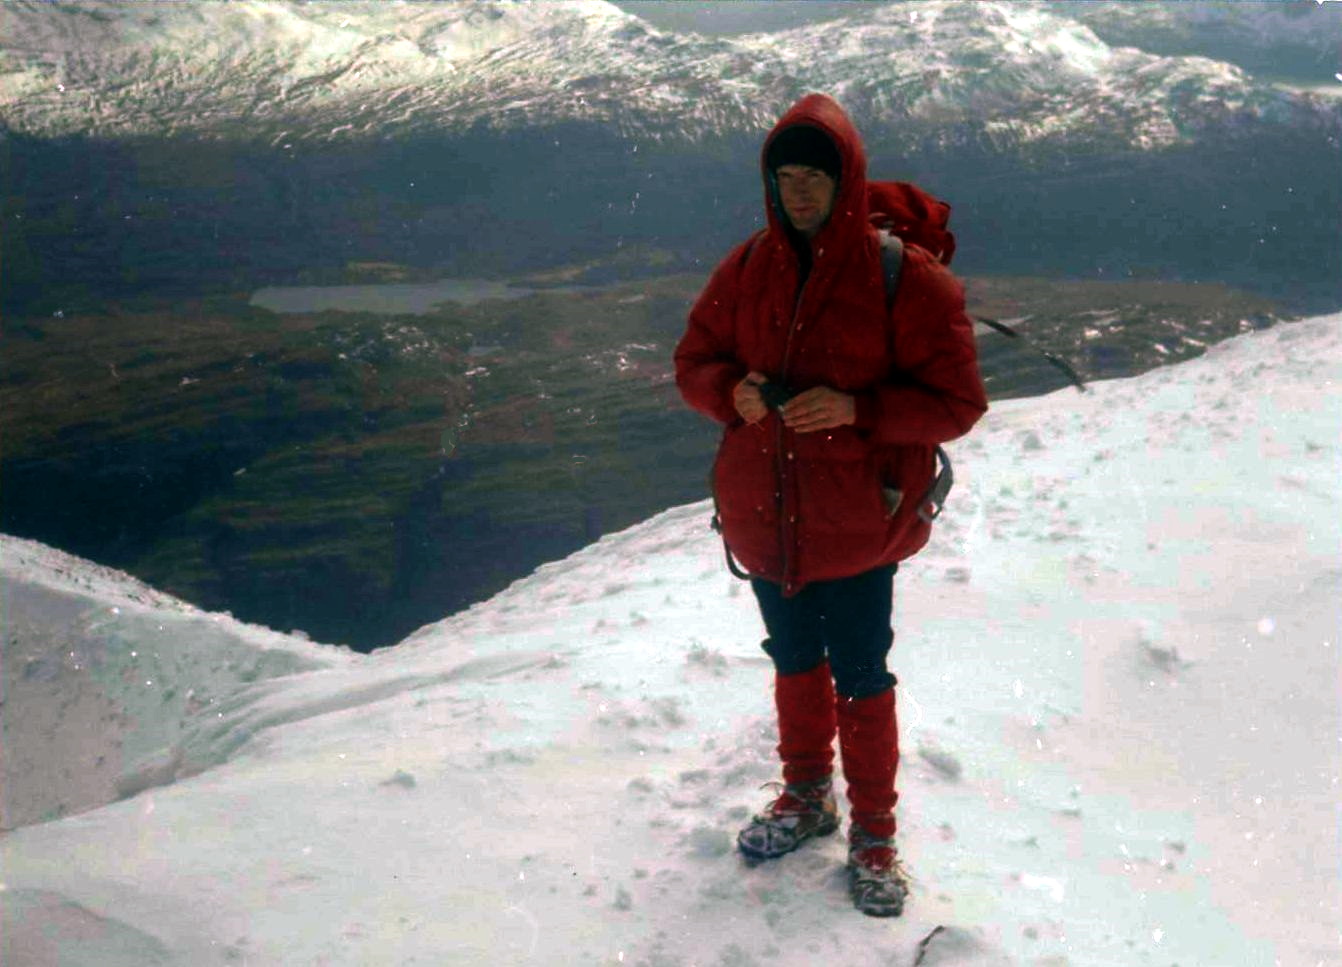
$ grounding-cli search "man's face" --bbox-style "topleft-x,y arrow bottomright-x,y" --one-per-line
775,164 -> 837,238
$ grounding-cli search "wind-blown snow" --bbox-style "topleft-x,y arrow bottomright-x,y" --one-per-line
2,315 -> 1340,965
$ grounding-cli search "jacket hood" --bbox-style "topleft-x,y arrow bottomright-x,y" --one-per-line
760,94 -> 958,265
760,93 -> 869,247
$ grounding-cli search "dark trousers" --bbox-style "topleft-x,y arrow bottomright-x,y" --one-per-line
750,564 -> 898,700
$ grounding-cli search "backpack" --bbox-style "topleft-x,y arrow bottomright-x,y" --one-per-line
869,181 -> 1085,385
865,180 -> 958,529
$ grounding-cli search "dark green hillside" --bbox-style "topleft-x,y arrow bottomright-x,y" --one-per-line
2,298 -> 471,645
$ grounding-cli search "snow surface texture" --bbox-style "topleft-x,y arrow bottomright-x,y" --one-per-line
3,315 -> 1341,965
0,0 -> 1336,147
0,540 -> 357,830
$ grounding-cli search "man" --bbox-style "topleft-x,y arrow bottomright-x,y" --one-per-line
673,93 -> 987,917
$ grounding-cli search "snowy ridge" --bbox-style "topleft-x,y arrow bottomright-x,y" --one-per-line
0,0 -> 1335,148
1,534 -> 204,615
4,315 -> 1339,965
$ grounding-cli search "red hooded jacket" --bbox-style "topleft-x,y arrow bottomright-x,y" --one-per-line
674,94 -> 988,595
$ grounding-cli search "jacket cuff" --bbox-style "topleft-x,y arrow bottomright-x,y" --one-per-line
719,372 -> 745,424
852,391 -> 880,432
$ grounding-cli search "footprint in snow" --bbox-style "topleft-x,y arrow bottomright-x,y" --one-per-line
917,742 -> 963,781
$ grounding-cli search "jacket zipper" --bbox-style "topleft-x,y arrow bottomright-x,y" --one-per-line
774,255 -> 813,593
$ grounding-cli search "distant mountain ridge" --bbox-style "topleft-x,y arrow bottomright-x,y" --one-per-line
2,0 -> 1337,149
1061,1 -> 1341,81
2,1 -> 1339,312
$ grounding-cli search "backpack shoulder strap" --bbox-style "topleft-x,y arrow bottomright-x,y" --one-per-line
879,230 -> 904,314
877,229 -> 954,523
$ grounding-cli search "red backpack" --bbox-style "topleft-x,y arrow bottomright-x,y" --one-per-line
867,180 -> 956,267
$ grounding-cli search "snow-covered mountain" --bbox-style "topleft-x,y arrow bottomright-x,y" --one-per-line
3,1 -> 1339,315
3,313 -> 1340,965
1,0 -> 1336,149
1063,1 -> 1342,82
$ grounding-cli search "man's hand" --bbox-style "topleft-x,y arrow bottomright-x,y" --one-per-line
781,386 -> 856,433
733,371 -> 771,425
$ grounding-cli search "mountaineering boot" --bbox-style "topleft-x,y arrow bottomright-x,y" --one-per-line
847,823 -> 910,917
737,661 -> 839,860
737,777 -> 839,861
837,687 -> 903,913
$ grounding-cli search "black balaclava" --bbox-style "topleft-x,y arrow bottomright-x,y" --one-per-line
765,125 -> 842,289
765,125 -> 842,183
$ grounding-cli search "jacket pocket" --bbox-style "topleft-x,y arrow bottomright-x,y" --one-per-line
878,444 -> 934,501
881,487 -> 904,518
877,444 -> 936,555
712,421 -> 782,575
793,438 -> 886,539
714,423 -> 776,518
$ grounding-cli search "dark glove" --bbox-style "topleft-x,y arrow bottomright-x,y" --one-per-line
757,380 -> 794,410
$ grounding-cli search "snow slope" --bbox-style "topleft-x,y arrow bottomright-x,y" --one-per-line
2,314 -> 1340,965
